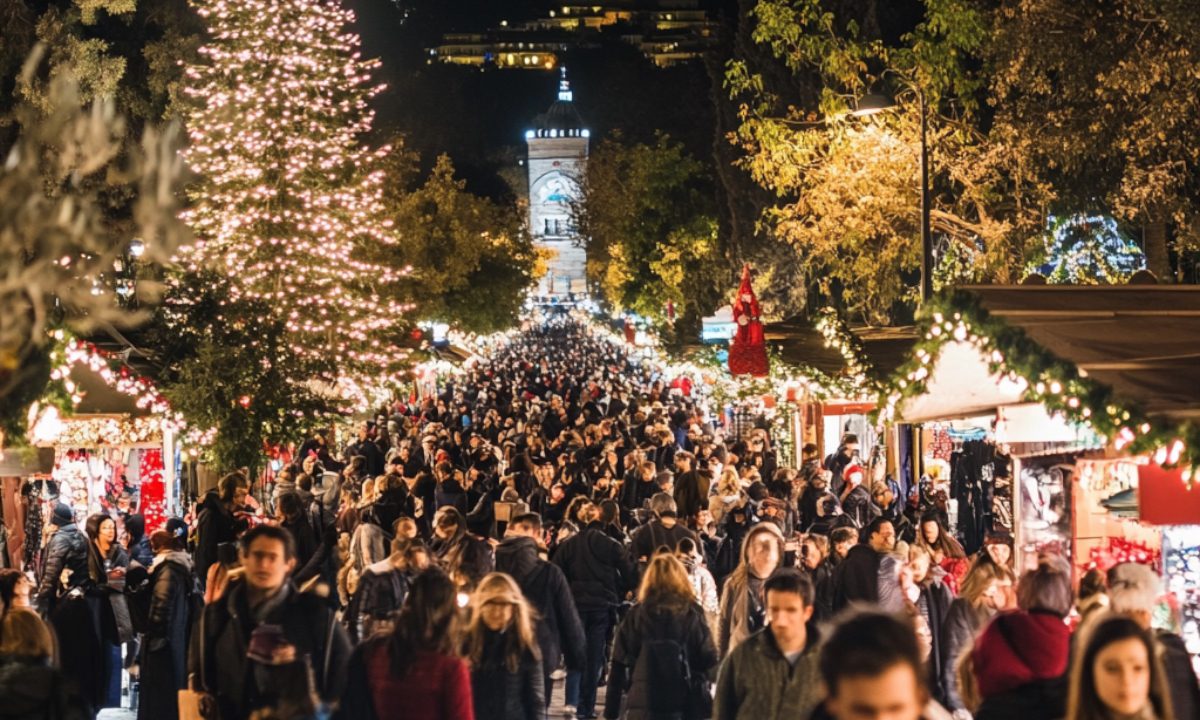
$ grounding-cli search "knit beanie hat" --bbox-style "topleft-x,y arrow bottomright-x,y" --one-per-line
51,503 -> 74,527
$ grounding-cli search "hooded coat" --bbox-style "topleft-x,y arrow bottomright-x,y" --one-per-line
139,551 -> 196,720
971,611 -> 1069,720
495,535 -> 586,673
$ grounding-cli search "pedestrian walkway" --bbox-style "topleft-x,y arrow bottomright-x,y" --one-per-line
96,676 -> 605,718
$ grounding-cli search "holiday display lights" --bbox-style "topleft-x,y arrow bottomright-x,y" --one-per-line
178,0 -> 413,381
879,292 -> 1200,481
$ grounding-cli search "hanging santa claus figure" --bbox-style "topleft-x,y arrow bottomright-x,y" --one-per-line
728,264 -> 769,377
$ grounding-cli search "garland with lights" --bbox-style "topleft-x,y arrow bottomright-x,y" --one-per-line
815,307 -> 875,393
878,291 -> 1200,479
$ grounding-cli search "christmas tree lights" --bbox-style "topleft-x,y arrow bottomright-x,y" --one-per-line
178,0 -> 412,379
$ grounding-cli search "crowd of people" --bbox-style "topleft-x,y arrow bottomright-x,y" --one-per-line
3,317 -> 1198,720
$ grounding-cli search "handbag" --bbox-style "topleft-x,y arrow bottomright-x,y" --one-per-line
179,609 -> 218,719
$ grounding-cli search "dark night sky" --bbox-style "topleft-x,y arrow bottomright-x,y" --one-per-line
348,0 -> 719,198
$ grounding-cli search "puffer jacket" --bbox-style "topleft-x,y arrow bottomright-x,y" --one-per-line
605,602 -> 718,720
34,523 -> 89,616
469,629 -> 546,720
0,656 -> 89,720
495,536 -> 586,672
713,626 -> 822,720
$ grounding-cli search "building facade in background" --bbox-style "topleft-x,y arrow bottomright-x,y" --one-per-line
526,70 -> 588,297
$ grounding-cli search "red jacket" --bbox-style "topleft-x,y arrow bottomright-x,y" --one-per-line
972,610 -> 1070,699
364,644 -> 474,720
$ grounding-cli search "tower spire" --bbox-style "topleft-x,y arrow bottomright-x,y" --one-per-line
558,66 -> 573,102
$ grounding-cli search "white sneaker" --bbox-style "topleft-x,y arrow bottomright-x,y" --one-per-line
550,668 -> 567,680
563,705 -> 577,719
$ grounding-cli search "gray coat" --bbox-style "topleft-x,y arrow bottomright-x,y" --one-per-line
714,627 -> 822,720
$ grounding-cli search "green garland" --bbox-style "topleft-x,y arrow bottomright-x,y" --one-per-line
877,291 -> 1200,479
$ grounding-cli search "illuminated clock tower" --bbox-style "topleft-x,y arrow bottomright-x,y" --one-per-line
525,68 -> 589,297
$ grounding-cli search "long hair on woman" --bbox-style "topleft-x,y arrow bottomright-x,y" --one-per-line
915,512 -> 966,559
464,573 -> 541,673
637,553 -> 697,612
1065,613 -> 1173,720
387,568 -> 461,677
958,556 -> 1008,607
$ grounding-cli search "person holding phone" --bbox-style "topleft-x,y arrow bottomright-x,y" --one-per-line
189,525 -> 351,719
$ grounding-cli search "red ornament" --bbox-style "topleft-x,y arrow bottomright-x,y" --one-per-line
139,449 -> 166,534
409,328 -> 423,341
238,395 -> 252,408
728,264 -> 769,377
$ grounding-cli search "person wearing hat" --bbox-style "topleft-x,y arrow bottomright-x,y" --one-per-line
825,433 -> 861,496
839,465 -> 880,529
872,481 -> 915,544
34,503 -> 88,617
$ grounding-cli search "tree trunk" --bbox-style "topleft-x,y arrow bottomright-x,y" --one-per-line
1143,216 -> 1171,281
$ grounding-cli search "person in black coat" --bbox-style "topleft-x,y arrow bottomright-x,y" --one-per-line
124,514 -> 154,568
138,525 -> 196,720
34,504 -> 88,617
193,472 -> 249,590
188,526 -> 351,719
495,516 -> 586,700
552,506 -> 637,719
604,554 -> 718,720
464,573 -> 547,720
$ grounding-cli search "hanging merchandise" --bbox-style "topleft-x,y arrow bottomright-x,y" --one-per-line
139,449 -> 166,534
728,264 -> 769,377
928,427 -> 953,462
950,439 -> 998,556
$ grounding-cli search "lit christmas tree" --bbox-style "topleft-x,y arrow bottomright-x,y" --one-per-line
179,0 -> 412,379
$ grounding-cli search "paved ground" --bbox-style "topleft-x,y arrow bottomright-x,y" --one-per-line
97,674 -> 606,718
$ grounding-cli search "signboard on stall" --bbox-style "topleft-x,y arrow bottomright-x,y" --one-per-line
1138,463 -> 1200,526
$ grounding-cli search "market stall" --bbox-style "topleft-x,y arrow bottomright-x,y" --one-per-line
879,284 -> 1200,659
12,340 -> 184,568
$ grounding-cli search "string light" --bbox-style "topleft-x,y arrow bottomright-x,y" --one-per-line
177,0 -> 412,394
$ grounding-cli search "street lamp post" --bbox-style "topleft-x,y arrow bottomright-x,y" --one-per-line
852,89 -> 933,302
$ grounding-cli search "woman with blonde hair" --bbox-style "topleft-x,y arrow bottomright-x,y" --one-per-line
605,553 -> 718,720
463,573 -> 545,720
708,467 -> 747,526
0,607 -> 88,719
939,553 -> 1011,713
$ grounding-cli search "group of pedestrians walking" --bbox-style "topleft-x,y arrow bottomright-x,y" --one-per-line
1,316 -> 1196,720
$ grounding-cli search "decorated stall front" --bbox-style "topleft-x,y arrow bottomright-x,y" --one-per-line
11,339 -> 184,569
880,284 -> 1200,659
878,284 -> 1200,571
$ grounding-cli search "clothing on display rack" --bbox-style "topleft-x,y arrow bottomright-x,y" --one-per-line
949,439 -> 996,556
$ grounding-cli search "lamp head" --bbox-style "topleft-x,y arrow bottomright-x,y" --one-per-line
850,92 -> 895,117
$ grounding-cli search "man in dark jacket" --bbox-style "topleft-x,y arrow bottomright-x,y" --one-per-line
552,503 -> 636,720
189,525 -> 351,719
672,452 -> 709,527
629,493 -> 699,563
193,472 -> 249,590
832,518 -> 900,613
34,503 -> 89,616
496,513 -> 586,702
